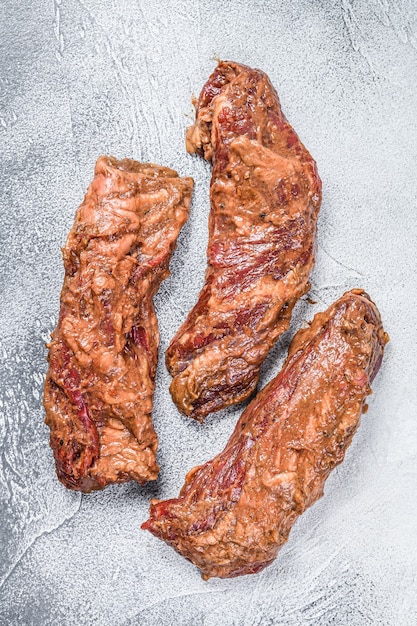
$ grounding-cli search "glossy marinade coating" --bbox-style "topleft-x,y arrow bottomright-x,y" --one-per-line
43,156 -> 193,492
143,290 -> 388,579
166,61 -> 322,420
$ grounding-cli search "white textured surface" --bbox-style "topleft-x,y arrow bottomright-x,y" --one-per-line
0,1 -> 416,624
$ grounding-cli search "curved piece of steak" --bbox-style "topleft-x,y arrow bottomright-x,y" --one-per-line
43,156 -> 193,492
143,290 -> 388,579
166,61 -> 322,420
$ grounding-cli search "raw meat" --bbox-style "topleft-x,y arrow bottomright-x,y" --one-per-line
143,290 -> 388,579
167,61 -> 322,420
43,156 -> 193,491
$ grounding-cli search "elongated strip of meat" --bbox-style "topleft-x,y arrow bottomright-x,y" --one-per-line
143,290 -> 388,579
43,156 -> 193,492
166,61 -> 322,420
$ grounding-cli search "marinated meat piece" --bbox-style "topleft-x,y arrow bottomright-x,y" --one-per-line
143,290 -> 388,579
43,156 -> 193,492
166,61 -> 322,420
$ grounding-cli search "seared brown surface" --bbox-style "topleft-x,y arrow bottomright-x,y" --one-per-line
143,290 -> 388,579
166,61 -> 322,420
43,156 -> 193,492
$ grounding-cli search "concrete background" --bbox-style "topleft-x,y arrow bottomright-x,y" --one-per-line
0,1 -> 416,624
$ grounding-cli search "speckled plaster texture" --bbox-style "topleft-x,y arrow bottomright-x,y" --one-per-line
0,0 -> 416,624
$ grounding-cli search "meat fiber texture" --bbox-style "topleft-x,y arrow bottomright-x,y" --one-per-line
144,291 -> 388,579
1,1 -> 417,624
167,61 -> 322,420
43,156 -> 193,491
